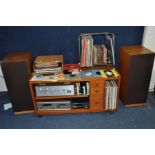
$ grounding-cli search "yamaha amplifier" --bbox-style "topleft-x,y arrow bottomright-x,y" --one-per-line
35,85 -> 75,96
37,101 -> 71,110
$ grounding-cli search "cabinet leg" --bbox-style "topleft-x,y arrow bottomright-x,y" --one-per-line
37,115 -> 43,118
109,112 -> 114,114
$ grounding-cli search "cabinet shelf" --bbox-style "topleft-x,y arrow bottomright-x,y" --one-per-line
36,109 -> 90,115
36,108 -> 117,115
35,94 -> 89,100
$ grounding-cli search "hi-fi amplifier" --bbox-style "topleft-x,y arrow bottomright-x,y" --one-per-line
37,101 -> 71,110
35,85 -> 74,96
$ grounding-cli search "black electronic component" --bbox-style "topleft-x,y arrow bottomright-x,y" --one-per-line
71,102 -> 89,109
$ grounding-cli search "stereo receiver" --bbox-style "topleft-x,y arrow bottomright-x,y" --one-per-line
37,101 -> 71,110
35,85 -> 74,96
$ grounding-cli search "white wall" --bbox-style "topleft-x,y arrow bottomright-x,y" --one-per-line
0,62 -> 7,92
143,26 -> 155,91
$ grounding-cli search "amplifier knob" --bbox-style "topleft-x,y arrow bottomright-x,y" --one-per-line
67,90 -> 71,93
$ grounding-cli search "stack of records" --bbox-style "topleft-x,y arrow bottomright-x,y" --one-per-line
105,34 -> 115,65
105,80 -> 118,110
33,55 -> 63,75
93,45 -> 107,65
80,35 -> 94,67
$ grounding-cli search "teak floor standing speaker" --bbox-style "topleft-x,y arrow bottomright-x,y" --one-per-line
119,45 -> 155,107
1,52 -> 34,114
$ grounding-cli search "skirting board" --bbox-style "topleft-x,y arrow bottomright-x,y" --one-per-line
124,103 -> 145,108
14,110 -> 35,115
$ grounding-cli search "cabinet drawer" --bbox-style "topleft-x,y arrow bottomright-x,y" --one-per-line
91,80 -> 103,88
90,95 -> 104,109
91,84 -> 104,96
91,88 -> 102,95
90,100 -> 103,109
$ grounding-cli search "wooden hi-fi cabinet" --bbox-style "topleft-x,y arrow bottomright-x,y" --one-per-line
29,66 -> 121,116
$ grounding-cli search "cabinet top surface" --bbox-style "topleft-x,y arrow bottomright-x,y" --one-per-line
2,52 -> 32,62
29,76 -> 120,84
120,45 -> 155,55
29,72 -> 121,83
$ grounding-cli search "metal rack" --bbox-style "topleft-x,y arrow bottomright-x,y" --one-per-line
78,32 -> 115,66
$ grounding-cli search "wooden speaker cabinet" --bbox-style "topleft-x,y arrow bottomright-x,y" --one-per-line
1,52 -> 34,114
119,45 -> 155,107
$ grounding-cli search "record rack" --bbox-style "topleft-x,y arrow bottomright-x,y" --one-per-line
78,32 -> 115,67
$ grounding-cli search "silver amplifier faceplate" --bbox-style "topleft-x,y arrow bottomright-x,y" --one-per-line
37,101 -> 71,110
35,85 -> 74,96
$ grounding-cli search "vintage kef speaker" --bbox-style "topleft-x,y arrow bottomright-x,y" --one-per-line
119,45 -> 155,107
1,52 -> 34,114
